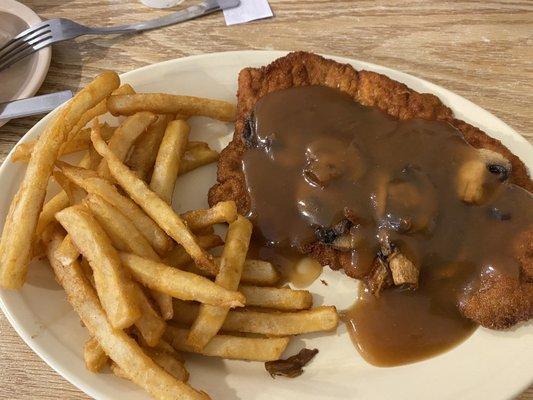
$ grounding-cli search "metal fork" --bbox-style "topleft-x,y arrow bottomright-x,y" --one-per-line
0,0 -> 239,72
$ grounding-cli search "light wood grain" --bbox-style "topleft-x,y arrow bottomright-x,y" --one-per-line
0,0 -> 531,399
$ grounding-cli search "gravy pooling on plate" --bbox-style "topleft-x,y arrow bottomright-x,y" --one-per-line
241,85 -> 533,366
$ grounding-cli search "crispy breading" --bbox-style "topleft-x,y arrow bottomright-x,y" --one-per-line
461,275 -> 533,329
209,51 -> 533,329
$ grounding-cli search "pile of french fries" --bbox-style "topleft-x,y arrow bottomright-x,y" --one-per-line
0,72 -> 339,400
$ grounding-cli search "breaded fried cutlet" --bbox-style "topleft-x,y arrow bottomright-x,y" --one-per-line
209,51 -> 533,329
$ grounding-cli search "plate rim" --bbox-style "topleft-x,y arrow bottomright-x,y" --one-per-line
0,0 -> 52,127
0,50 -> 531,400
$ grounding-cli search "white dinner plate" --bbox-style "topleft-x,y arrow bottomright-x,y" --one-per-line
0,51 -> 531,400
0,0 -> 52,127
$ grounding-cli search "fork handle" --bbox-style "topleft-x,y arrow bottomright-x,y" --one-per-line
87,0 -> 220,35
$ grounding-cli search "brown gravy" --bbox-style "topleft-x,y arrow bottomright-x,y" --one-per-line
241,85 -> 532,366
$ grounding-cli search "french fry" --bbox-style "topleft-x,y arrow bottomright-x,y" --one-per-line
165,235 -> 224,268
154,339 -> 184,362
186,141 -> 207,149
134,334 -> 185,363
230,306 -> 337,335
119,252 -> 245,308
45,230 -> 209,400
56,235 -> 81,268
181,201 -> 237,232
240,260 -> 280,286
114,344 -> 186,381
131,284 -> 166,347
83,194 -> 168,338
187,216 -> 252,350
50,170 -> 87,268
107,93 -> 236,122
84,193 -> 159,259
143,346 -> 189,382
239,285 -> 313,311
0,71 -> 119,289
53,165 -> 90,268
126,114 -> 174,181
111,363 -> 130,380
12,123 -> 115,163
53,170 -> 86,205
55,205 -> 141,329
58,136 -> 100,159
166,326 -> 289,362
150,119 -> 190,203
80,257 -> 96,288
113,346 -> 185,381
87,145 -> 102,170
35,191 -> 70,243
133,335 -> 185,363
193,225 -> 215,236
68,83 -> 135,141
172,301 -> 339,336
151,291 -> 174,322
57,162 -> 173,256
84,337 -> 108,372
85,197 -> 129,251
84,193 -> 173,320
34,151 -> 96,246
80,256 -> 162,346
186,259 -> 280,287
179,144 -> 219,175
97,112 -> 156,179
77,148 -> 95,170
91,130 -> 218,273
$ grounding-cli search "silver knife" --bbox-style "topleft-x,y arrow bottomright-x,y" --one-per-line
0,91 -> 73,120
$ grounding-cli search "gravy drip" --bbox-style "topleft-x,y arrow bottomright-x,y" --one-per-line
242,86 -> 532,366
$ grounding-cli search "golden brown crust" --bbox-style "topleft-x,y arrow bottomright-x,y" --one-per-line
514,230 -> 533,282
461,276 -> 533,330
208,51 -> 533,329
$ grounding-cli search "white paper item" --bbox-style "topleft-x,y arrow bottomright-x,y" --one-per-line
223,0 -> 273,26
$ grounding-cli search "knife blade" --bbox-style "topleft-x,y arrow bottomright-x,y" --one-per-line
0,90 -> 73,120
217,0 -> 240,8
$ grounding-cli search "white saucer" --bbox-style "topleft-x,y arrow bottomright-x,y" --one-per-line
0,0 -> 51,127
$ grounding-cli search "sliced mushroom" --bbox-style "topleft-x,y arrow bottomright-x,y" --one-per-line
385,166 -> 438,233
265,348 -> 319,378
457,149 -> 512,204
304,138 -> 347,187
331,222 -> 368,251
478,148 -> 511,182
315,227 -> 337,244
331,234 -> 353,251
388,251 -> 419,288
366,234 -> 419,295
366,256 -> 392,296
303,138 -> 365,187
315,219 -> 351,245
457,158 -> 486,204
376,228 -> 393,256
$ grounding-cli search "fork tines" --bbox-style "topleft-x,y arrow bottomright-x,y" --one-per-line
0,22 -> 52,72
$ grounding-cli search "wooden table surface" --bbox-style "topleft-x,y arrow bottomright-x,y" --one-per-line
0,0 -> 531,398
